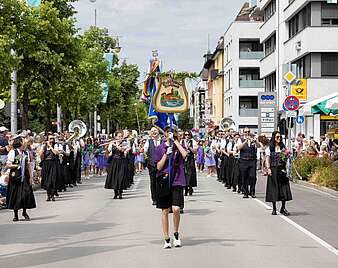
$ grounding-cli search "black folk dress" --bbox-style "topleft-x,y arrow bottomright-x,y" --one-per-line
41,146 -> 59,195
6,149 -> 36,210
183,141 -> 197,188
265,151 -> 293,202
105,146 -> 128,191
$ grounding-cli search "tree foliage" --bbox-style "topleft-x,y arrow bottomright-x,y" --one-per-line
0,0 -> 142,133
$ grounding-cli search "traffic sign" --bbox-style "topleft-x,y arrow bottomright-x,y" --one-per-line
296,115 -> 305,124
284,95 -> 300,111
286,111 -> 297,118
284,71 -> 296,84
292,79 -> 307,102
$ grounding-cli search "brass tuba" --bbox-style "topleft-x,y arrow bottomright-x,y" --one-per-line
66,120 -> 87,142
219,117 -> 236,131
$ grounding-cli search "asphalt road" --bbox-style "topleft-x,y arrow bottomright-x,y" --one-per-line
0,172 -> 337,268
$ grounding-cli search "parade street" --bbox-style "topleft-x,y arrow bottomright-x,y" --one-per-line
0,173 -> 337,268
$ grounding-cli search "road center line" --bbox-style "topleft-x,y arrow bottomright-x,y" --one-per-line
254,198 -> 338,257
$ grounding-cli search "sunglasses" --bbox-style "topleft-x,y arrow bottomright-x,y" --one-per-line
244,131 -> 250,134
276,136 -> 281,139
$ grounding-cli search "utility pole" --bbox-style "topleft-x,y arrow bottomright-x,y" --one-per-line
56,104 -> 62,133
10,49 -> 17,134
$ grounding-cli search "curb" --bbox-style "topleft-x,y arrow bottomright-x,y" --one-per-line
292,179 -> 338,198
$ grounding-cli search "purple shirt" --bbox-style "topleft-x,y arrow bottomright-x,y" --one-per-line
153,143 -> 186,187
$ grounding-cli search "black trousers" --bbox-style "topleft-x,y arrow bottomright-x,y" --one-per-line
239,159 -> 257,196
147,165 -> 157,202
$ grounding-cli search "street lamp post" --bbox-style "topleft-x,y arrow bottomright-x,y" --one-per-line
134,103 -> 141,135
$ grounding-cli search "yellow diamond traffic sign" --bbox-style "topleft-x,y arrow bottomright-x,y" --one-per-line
284,71 -> 296,84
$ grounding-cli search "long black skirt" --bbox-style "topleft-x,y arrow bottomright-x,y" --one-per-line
105,158 -> 128,190
41,160 -> 58,192
6,179 -> 36,210
184,156 -> 197,187
62,163 -> 72,185
265,166 -> 293,202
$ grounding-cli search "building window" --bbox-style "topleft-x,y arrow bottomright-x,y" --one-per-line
322,53 -> 338,76
288,4 -> 311,39
239,68 -> 260,81
263,0 -> 276,22
264,72 -> 276,92
294,54 -> 311,78
264,34 -> 276,57
322,2 -> 338,25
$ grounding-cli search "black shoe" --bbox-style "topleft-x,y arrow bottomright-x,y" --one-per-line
23,213 -> 30,221
68,184 -> 74,188
119,195 -> 123,200
152,201 -> 157,206
13,217 -> 19,222
46,197 -> 51,202
237,190 -> 241,194
55,192 -> 59,197
184,192 -> 188,196
113,195 -> 118,199
243,195 -> 249,199
251,194 -> 256,198
77,181 -> 82,184
272,210 -> 277,215
280,209 -> 290,216
52,196 -> 55,202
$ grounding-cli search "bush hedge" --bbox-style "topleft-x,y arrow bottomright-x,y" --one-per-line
293,155 -> 338,191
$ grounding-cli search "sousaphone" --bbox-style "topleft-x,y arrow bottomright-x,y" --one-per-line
220,117 -> 236,131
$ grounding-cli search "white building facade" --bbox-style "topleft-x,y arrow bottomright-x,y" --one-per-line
258,0 -> 338,141
224,18 -> 265,133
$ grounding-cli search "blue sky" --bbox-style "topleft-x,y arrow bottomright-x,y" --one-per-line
73,0 -> 245,78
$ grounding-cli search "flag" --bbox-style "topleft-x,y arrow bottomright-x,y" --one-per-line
142,58 -> 160,102
101,53 -> 114,103
27,0 -> 41,7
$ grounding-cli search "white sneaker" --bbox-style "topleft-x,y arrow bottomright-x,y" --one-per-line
173,237 -> 182,248
163,240 -> 172,249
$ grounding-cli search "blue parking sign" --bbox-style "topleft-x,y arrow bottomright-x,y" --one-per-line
296,116 -> 305,124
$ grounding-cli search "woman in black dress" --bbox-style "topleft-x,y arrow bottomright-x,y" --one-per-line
182,131 -> 197,196
265,131 -> 293,216
105,130 -> 128,199
6,137 -> 36,221
39,135 -> 60,202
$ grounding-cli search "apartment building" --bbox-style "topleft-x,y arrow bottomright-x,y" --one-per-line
223,2 -> 264,133
259,0 -> 338,140
202,39 -> 225,127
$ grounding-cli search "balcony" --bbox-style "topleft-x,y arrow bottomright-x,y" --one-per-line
239,80 -> 265,88
239,51 -> 264,60
284,27 -> 338,63
239,108 -> 258,117
260,51 -> 276,78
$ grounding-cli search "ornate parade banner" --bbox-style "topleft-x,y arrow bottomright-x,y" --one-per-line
153,75 -> 189,114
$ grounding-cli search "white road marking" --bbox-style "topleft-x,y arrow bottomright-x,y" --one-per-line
254,198 -> 338,257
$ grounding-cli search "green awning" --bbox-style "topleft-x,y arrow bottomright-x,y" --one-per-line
312,95 -> 338,115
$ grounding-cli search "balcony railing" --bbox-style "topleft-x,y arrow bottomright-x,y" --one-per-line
239,79 -> 264,88
239,108 -> 258,117
239,51 -> 264,59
